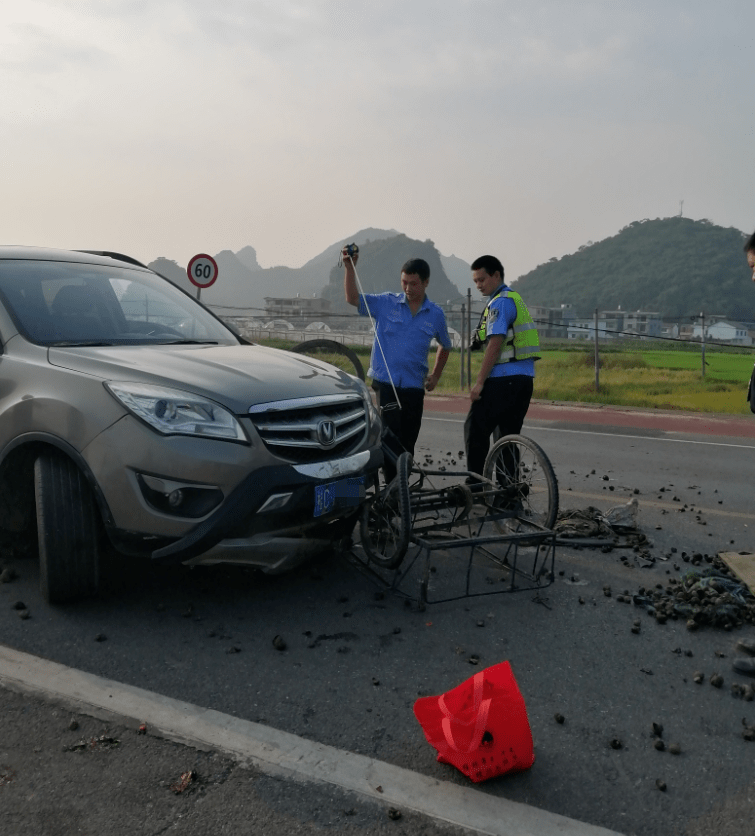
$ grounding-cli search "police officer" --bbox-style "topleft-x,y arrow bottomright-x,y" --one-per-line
465,255 -> 540,484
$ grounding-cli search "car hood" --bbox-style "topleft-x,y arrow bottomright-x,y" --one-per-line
48,343 -> 364,414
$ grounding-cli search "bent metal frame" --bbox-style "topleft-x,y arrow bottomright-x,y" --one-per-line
347,448 -> 558,610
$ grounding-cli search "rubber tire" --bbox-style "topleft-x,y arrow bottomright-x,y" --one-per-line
482,435 -> 558,533
291,339 -> 365,381
359,451 -> 412,568
35,453 -> 101,604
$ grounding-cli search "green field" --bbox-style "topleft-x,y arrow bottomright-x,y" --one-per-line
261,338 -> 755,415
529,347 -> 753,413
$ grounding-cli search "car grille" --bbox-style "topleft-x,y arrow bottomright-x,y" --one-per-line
248,394 -> 368,463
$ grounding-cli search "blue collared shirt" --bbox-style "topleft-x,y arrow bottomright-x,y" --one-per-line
485,284 -> 535,379
358,292 -> 452,389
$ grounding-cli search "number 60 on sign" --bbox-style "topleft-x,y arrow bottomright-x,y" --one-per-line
187,254 -> 219,289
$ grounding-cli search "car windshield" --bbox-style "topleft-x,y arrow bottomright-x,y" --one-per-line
0,260 -> 239,346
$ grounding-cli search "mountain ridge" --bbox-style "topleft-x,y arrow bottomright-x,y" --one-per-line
513,216 -> 752,320
148,229 -> 465,314
147,216 -> 754,321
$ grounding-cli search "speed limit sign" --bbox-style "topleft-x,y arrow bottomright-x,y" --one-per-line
187,254 -> 219,289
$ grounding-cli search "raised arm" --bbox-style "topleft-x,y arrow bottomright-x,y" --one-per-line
343,249 -> 360,308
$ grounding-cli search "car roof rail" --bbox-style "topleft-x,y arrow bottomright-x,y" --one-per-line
75,250 -> 149,269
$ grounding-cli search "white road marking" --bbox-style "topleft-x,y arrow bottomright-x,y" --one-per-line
0,644 -> 622,836
563,489 -> 755,521
424,416 -> 755,450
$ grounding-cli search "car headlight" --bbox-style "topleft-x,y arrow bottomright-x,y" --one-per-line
357,379 -> 380,431
106,382 -> 247,442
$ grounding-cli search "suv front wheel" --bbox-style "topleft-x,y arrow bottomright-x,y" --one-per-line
34,452 -> 101,603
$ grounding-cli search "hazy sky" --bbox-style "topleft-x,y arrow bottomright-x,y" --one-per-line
2,1 -> 754,282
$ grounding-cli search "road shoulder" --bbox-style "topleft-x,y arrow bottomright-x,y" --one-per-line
0,643 -> 623,836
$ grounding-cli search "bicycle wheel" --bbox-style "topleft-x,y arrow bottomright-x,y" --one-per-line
359,452 -> 412,568
483,435 -> 558,534
291,339 -> 365,380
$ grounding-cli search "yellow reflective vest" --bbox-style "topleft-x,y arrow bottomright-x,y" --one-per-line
476,287 -> 541,364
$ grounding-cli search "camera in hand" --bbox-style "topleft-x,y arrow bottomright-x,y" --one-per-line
338,243 -> 359,266
470,335 -> 484,351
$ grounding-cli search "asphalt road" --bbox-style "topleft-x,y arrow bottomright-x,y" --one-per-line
2,400 -> 755,836
0,683 -> 472,836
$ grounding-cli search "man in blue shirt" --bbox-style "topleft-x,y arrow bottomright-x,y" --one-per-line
465,254 -> 539,485
344,251 -> 452,479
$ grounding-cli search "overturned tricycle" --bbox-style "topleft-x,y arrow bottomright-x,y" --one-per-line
352,434 -> 559,607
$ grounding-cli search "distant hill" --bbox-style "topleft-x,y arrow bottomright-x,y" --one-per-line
147,251 -> 305,313
235,246 -> 261,272
512,217 -> 752,320
148,229 -> 464,315
440,253 -> 472,294
319,234 -> 465,313
300,227 -> 400,273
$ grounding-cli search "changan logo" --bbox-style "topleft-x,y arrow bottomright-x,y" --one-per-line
317,420 -> 337,447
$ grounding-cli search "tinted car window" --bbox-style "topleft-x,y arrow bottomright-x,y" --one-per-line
0,260 -> 238,346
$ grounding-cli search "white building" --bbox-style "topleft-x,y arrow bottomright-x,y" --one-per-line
565,309 -> 662,340
692,321 -> 752,345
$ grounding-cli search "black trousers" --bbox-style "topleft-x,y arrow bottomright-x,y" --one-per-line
377,383 -> 425,481
464,375 -> 533,480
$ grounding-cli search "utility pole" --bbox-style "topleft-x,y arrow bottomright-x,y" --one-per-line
460,303 -> 466,389
700,311 -> 706,379
594,308 -> 600,391
679,199 -> 684,218
466,288 -> 472,390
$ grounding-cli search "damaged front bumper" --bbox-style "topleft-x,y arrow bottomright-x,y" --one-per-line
150,448 -> 382,568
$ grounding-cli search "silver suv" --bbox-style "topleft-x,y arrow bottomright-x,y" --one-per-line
0,247 -> 382,602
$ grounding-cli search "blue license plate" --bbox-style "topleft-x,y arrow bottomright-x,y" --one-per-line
313,476 -> 365,518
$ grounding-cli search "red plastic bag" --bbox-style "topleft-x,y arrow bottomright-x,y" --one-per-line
413,661 -> 534,783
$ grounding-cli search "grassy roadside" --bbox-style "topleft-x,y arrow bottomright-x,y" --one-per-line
530,347 -> 753,414
260,338 -> 755,416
